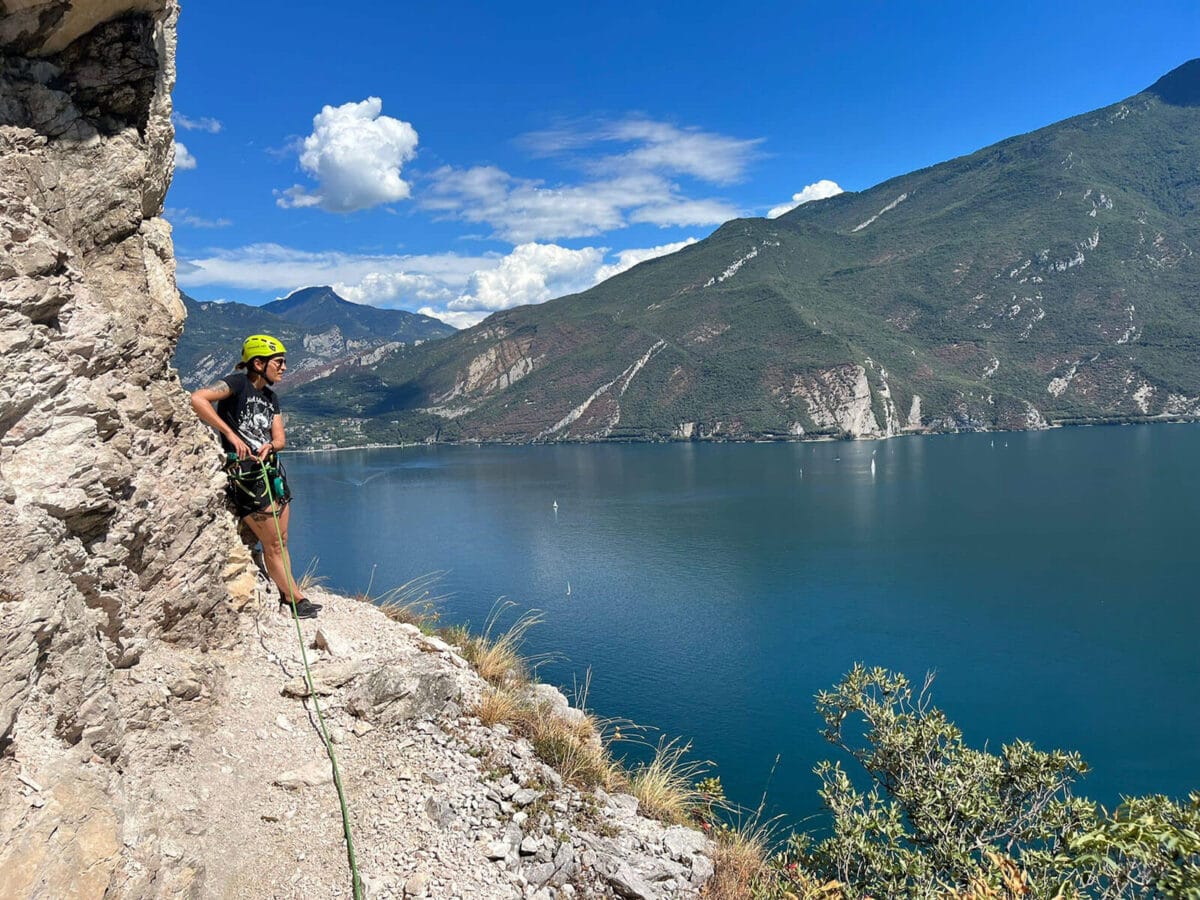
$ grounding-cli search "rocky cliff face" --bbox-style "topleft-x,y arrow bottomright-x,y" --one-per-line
0,1 -> 254,893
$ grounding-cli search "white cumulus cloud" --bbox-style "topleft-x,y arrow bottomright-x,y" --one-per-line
335,271 -> 458,307
416,307 -> 490,329
179,237 -> 699,328
593,238 -> 698,283
448,243 -> 604,313
277,97 -> 418,213
174,141 -> 197,170
767,179 -> 844,218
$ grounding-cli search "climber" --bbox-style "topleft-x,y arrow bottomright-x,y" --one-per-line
189,334 -> 321,618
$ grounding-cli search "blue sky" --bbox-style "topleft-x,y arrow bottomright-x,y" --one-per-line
168,1 -> 1198,327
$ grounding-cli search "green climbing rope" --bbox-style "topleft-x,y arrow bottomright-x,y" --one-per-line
260,458 -> 363,900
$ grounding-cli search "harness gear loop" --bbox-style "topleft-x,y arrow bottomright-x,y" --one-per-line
260,458 -> 363,899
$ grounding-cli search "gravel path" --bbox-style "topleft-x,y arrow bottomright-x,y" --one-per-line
131,587 -> 713,899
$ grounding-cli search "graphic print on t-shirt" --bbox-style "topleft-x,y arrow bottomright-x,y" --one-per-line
216,373 -> 279,453
237,392 -> 275,448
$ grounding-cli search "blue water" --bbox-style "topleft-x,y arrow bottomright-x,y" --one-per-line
286,425 -> 1200,826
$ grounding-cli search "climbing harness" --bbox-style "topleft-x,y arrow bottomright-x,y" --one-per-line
260,458 -> 363,899
225,452 -> 288,505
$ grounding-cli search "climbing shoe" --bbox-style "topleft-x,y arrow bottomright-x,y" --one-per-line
280,598 -> 321,619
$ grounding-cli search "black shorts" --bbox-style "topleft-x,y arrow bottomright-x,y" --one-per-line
224,455 -> 292,519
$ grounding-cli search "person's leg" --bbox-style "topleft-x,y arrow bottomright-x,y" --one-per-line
241,503 -> 303,600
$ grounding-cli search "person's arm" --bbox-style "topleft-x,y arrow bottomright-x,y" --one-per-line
190,381 -> 252,459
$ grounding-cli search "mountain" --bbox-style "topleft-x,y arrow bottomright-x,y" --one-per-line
283,61 -> 1200,448
262,286 -> 454,343
173,287 -> 456,390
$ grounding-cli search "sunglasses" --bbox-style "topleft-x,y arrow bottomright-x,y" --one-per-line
268,357 -> 287,367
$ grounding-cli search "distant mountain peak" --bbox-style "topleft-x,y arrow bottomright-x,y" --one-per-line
1145,58 -> 1200,107
271,285 -> 347,312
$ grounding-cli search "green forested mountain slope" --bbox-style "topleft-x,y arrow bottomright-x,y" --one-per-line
284,61 -> 1200,448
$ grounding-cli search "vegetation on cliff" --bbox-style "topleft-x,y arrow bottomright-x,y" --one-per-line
371,585 -> 1200,898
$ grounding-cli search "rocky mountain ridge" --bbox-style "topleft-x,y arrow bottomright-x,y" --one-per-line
175,286 -> 456,391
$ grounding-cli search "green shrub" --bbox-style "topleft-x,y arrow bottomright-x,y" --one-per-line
787,665 -> 1199,899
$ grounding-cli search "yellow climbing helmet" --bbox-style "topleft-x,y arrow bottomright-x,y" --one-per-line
240,334 -> 286,363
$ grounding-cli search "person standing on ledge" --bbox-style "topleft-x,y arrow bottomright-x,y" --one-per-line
190,334 -> 322,619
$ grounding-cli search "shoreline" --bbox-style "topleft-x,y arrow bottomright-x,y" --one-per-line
283,413 -> 1200,455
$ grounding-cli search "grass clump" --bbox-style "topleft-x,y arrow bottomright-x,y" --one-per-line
356,570 -> 447,633
471,680 -> 618,790
524,702 -> 618,789
297,557 -> 325,595
475,687 -> 522,728
627,737 -> 709,824
457,600 -> 545,686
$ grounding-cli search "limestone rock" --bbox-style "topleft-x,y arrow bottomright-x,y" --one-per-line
313,625 -> 353,657
662,824 -> 708,860
273,761 -> 334,791
346,658 -> 460,725
280,659 -> 368,698
608,862 -> 659,899
524,681 -> 586,726
0,2 -> 242,893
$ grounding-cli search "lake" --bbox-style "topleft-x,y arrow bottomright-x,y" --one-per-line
285,424 -> 1200,827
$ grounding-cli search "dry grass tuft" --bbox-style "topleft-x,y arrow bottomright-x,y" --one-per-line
475,687 -> 522,727
627,738 -> 709,824
702,815 -> 847,900
942,852 -> 1041,899
459,601 -> 545,686
297,557 -> 325,595
437,623 -> 471,649
523,704 -> 617,789
357,571 -> 448,633
702,822 -> 775,899
470,684 -> 617,789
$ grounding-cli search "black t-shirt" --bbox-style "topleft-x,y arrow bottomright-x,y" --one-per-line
215,373 -> 280,453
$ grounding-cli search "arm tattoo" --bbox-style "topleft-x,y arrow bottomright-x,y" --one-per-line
203,380 -> 231,397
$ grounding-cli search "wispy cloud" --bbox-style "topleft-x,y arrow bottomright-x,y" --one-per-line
523,117 -> 763,184
767,179 -> 844,218
174,141 -> 197,170
277,97 -> 419,213
173,113 -> 223,133
423,116 -> 755,242
166,207 -> 231,228
424,167 -> 739,242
